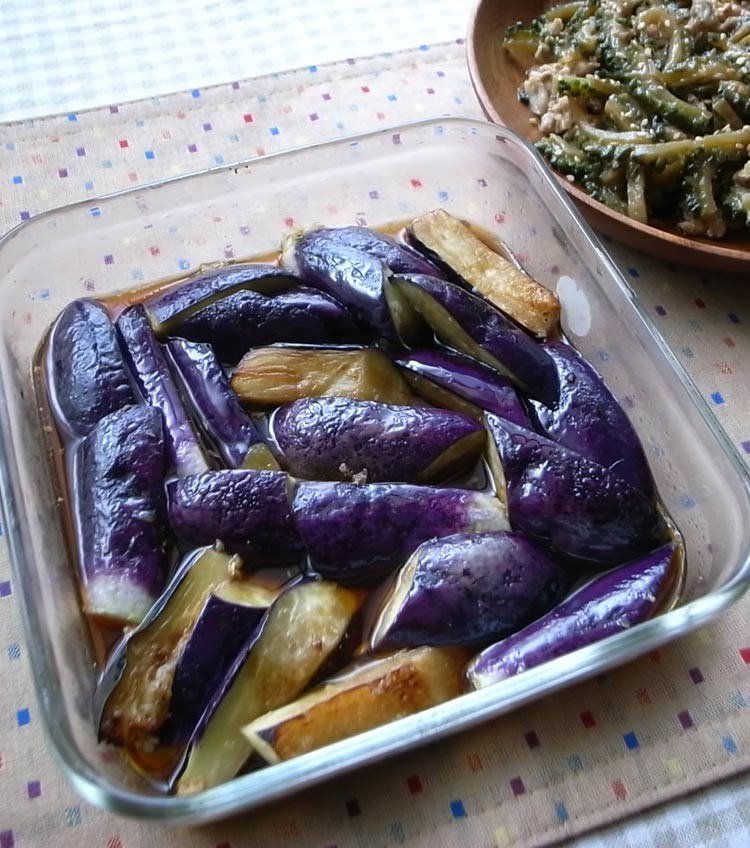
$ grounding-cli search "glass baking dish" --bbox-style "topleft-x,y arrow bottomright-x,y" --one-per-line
0,117 -> 748,825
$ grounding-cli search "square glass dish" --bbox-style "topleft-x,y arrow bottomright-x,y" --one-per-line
0,117 -> 748,825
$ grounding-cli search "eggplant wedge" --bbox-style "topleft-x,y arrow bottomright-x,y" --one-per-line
230,346 -> 412,407
77,405 -> 169,625
176,579 -> 365,794
292,481 -> 510,585
467,543 -> 679,687
46,298 -> 135,437
393,349 -> 533,427
144,264 -> 299,336
97,547 -> 279,751
486,413 -> 665,566
271,396 -> 484,483
389,275 -> 559,406
167,470 -> 303,562
309,226 -> 445,277
369,531 -> 568,650
165,339 -> 278,471
243,646 -> 469,764
116,305 -> 210,476
408,209 -> 561,337
175,285 -> 367,364
531,342 -> 654,497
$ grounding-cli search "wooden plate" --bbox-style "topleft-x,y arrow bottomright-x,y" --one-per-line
467,0 -> 750,274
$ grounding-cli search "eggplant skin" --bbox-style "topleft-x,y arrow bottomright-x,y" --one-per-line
47,299 -> 135,437
467,543 -> 678,687
176,286 -> 368,364
292,481 -> 509,585
487,414 -> 664,566
532,342 -> 655,497
371,532 -> 569,650
77,405 -> 169,625
167,470 -> 303,562
315,226 -> 445,277
271,396 -> 484,483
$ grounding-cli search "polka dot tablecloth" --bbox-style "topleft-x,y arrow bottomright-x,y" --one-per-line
1,40 -> 749,848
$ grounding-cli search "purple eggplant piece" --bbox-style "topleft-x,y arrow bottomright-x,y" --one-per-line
292,481 -> 509,585
467,543 -> 678,687
391,275 -> 559,406
315,226 -> 445,277
531,342 -> 654,496
167,470 -> 303,562
270,396 -> 484,483
46,299 -> 135,437
282,231 -> 405,343
175,285 -> 367,363
393,349 -> 532,427
116,305 -> 210,477
77,405 -> 169,625
159,592 -> 269,746
370,531 -> 569,649
144,264 -> 299,336
486,414 -> 664,565
165,339 -> 276,470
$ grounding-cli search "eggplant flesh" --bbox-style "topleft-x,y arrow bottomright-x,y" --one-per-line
167,470 -> 303,562
47,298 -> 135,437
176,579 -> 365,794
271,396 -> 484,484
145,264 -> 299,336
532,342 -> 654,497
176,286 -> 368,364
391,275 -> 559,406
408,208 -> 561,338
370,531 -> 569,650
486,414 -> 665,566
77,405 -> 169,626
116,304 -> 210,477
165,339 -> 278,470
243,646 -> 469,765
230,346 -> 413,407
467,543 -> 678,688
97,547 -> 277,751
292,481 -> 510,585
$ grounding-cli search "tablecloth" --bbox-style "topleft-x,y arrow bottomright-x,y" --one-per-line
1,38 -> 749,848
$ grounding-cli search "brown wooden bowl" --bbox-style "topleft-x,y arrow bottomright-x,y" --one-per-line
467,0 -> 750,274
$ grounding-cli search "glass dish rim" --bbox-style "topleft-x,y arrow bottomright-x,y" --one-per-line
0,116 -> 748,824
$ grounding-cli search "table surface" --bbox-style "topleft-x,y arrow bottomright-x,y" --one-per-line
1,1 -> 749,846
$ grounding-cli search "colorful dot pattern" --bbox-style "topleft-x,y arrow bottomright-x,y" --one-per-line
0,39 -> 749,848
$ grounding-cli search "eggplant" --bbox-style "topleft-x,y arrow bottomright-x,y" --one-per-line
165,339 -> 278,471
243,646 -> 469,765
486,414 -> 665,565
369,531 -> 569,650
311,226 -> 445,277
531,342 -> 654,496
144,264 -> 299,336
167,470 -> 303,562
467,543 -> 679,688
408,209 -> 561,337
271,397 -> 485,484
77,405 -> 168,625
97,547 -> 279,750
176,579 -> 365,793
389,275 -> 558,406
175,286 -> 367,364
230,346 -> 412,407
46,298 -> 135,437
282,231 -> 423,343
292,481 -> 509,585
116,305 -> 210,477
393,349 -> 533,427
